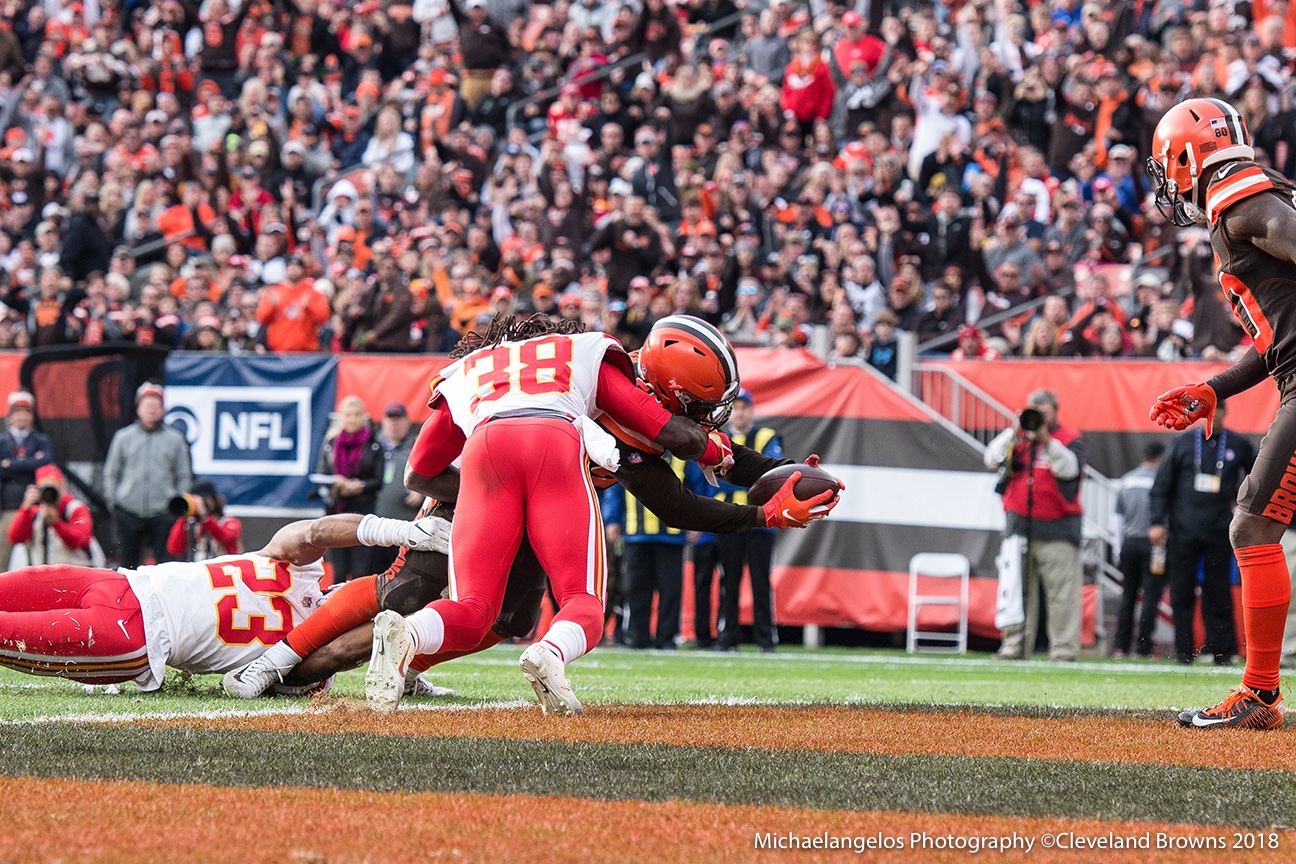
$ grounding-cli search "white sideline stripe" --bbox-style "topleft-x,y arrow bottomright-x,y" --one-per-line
821,464 -> 1006,531
0,699 -> 536,726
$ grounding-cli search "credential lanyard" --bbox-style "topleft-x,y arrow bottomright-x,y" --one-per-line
1194,427 -> 1227,476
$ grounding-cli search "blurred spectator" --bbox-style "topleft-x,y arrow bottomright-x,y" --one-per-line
984,389 -> 1085,662
316,395 -> 383,583
166,480 -> 242,562
8,464 -> 93,566
1149,402 -> 1256,666
371,401 -> 421,572
713,391 -> 783,652
1113,442 -> 1164,658
0,390 -> 53,568
602,455 -> 704,650
256,254 -> 331,352
866,308 -> 900,379
104,383 -> 192,569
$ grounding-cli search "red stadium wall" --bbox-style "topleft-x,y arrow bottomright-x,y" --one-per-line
925,359 -> 1278,435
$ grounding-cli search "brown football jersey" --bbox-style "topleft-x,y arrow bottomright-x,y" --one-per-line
1208,160 -> 1296,390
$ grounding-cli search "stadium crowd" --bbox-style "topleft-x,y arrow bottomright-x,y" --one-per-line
0,0 -> 1287,379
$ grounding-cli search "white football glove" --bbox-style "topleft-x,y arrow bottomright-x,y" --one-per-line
405,515 -> 452,554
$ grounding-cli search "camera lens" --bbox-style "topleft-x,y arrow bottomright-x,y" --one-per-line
1019,408 -> 1044,432
38,485 -> 59,505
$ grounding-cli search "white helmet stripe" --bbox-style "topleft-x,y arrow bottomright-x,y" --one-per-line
655,314 -> 739,387
1206,97 -> 1246,145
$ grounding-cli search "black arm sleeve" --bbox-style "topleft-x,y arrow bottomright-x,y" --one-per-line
613,447 -> 763,534
1206,347 -> 1269,400
726,443 -> 794,487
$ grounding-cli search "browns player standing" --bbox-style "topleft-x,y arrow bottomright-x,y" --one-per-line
1148,97 -> 1296,729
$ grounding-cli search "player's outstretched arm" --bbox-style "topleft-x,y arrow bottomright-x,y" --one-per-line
258,514 -> 366,565
259,514 -> 451,565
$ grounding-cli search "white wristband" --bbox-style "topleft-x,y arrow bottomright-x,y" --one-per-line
356,513 -> 409,547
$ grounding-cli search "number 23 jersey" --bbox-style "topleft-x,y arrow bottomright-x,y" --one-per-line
123,554 -> 324,689
1207,161 -> 1296,390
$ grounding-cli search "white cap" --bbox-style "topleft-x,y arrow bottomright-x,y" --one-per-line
609,178 -> 633,196
1171,319 -> 1195,341
7,390 -> 33,412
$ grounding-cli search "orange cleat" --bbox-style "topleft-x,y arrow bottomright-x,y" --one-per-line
1177,685 -> 1284,730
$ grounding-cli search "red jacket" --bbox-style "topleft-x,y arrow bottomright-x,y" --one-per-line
8,494 -> 93,550
781,55 -> 836,123
168,515 -> 243,558
1001,426 -> 1084,520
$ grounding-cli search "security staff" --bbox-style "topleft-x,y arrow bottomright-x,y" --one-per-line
713,390 -> 784,652
602,456 -> 711,649
1149,400 -> 1256,665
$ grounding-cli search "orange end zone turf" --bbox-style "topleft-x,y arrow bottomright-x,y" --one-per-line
0,776 -> 1284,864
145,704 -> 1296,771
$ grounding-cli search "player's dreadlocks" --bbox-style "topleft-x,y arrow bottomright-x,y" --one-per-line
449,313 -> 587,359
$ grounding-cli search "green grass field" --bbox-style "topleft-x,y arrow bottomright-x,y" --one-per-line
0,645 -> 1252,721
3,645 -> 1294,863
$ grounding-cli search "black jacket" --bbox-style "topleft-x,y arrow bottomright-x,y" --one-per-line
1150,426 -> 1256,537
0,428 -> 54,510
59,213 -> 112,283
317,430 -> 384,516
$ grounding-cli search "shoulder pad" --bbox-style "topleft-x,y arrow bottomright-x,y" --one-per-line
1206,162 -> 1275,225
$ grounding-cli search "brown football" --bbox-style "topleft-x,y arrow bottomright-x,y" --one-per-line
746,463 -> 841,507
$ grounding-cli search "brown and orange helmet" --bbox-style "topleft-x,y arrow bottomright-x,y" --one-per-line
637,314 -> 740,430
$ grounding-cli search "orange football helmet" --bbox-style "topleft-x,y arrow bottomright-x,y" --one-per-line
1148,97 -> 1254,226
637,314 -> 740,429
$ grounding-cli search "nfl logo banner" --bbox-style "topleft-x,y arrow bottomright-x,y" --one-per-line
164,354 -> 339,515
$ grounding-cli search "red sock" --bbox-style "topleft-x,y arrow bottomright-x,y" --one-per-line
1235,544 -> 1292,693
286,575 -> 380,657
409,630 -> 505,673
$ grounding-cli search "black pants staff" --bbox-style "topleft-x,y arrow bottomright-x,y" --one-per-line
113,506 -> 176,570
1166,531 -> 1236,663
622,543 -> 684,649
692,541 -> 720,647
716,532 -> 776,650
1114,537 -> 1154,655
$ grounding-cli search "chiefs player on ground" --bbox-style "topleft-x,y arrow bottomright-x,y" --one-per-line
0,513 -> 444,690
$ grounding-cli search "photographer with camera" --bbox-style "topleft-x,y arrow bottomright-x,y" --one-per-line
984,390 -> 1086,661
166,480 -> 242,562
0,390 -> 54,569
7,465 -> 93,566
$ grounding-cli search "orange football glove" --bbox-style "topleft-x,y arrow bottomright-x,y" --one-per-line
698,430 -> 734,486
762,471 -> 840,529
1150,382 -> 1217,438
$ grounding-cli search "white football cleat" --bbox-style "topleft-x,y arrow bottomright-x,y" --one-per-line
366,610 -> 415,714
403,668 -> 459,698
519,643 -> 583,716
223,652 -> 297,699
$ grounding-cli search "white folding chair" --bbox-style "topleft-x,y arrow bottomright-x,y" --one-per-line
907,552 -> 970,654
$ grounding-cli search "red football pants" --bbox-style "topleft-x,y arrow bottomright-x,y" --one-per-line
425,418 -> 606,654
0,564 -> 150,684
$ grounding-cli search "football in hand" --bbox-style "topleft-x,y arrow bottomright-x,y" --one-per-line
746,463 -> 842,507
